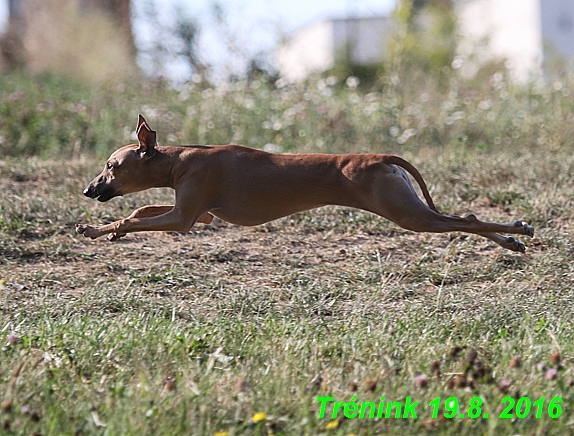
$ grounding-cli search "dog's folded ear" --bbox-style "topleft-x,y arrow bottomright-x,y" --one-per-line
136,114 -> 157,158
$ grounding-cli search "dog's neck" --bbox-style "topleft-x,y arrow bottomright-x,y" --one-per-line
146,146 -> 204,190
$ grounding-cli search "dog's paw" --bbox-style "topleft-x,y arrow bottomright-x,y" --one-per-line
505,236 -> 526,253
107,232 -> 126,242
514,221 -> 535,237
75,224 -> 100,239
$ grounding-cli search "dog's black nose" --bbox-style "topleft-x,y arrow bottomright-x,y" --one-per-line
83,187 -> 92,197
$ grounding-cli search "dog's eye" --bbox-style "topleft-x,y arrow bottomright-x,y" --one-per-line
106,162 -> 113,170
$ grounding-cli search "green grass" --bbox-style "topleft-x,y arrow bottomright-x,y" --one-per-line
1,70 -> 574,435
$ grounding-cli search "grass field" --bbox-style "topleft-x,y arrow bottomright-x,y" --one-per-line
1,72 -> 574,435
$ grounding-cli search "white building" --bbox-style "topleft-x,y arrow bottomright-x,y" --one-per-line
276,16 -> 395,82
277,0 -> 574,82
456,0 -> 574,81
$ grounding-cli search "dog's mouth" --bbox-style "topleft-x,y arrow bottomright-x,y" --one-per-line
83,186 -> 116,202
96,192 -> 114,202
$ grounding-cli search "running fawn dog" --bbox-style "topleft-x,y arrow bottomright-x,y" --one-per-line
76,115 -> 534,252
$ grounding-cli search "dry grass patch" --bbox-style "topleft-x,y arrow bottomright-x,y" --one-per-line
0,151 -> 573,435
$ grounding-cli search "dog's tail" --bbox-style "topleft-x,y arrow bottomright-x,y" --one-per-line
383,155 -> 439,213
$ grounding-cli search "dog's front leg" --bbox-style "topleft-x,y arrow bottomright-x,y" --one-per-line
104,205 -> 173,241
99,206 -> 214,241
76,207 -> 203,239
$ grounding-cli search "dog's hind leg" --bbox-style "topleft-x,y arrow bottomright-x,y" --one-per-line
368,167 -> 534,252
478,232 -> 528,253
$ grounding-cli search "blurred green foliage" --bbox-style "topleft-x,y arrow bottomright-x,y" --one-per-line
1,63 -> 574,158
389,0 -> 457,84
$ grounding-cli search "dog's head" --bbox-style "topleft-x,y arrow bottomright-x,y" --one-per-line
83,115 -> 157,202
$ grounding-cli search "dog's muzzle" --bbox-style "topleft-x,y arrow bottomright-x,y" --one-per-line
83,186 -> 96,198
83,184 -> 114,202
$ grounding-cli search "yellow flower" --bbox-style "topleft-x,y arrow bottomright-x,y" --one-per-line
213,432 -> 228,436
253,412 -> 267,423
326,420 -> 339,429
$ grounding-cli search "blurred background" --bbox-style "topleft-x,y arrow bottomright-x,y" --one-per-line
3,0 -> 574,83
1,0 -> 574,157
0,0 -> 397,83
